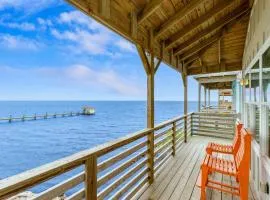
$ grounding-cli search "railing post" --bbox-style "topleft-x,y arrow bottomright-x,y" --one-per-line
85,154 -> 97,200
184,115 -> 187,142
147,131 -> 154,184
172,122 -> 176,156
190,113 -> 193,136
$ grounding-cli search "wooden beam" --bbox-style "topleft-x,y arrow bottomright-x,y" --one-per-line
218,39 -> 221,65
176,31 -> 222,59
188,61 -> 242,75
183,54 -> 200,66
136,45 -> 150,74
154,41 -> 164,74
131,11 -> 138,39
138,0 -> 164,24
172,4 -> 250,54
155,0 -> 204,39
100,0 -> 110,19
197,75 -> 236,84
220,60 -> 226,72
165,0 -> 234,49
200,58 -> 207,73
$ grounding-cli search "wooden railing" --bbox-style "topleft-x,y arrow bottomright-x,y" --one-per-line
0,113 -> 193,200
192,112 -> 237,139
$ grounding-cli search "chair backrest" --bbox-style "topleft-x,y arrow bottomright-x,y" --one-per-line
232,121 -> 243,156
235,128 -> 252,173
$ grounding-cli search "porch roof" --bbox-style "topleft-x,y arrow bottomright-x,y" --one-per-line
66,0 -> 252,76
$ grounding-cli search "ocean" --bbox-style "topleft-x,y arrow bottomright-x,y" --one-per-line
0,101 -> 199,193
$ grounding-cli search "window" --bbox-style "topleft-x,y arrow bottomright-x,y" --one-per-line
245,73 -> 250,102
262,47 -> 270,102
262,46 -> 270,158
250,62 -> 260,102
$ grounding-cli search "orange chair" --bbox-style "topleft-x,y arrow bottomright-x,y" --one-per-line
197,128 -> 252,200
206,121 -> 243,157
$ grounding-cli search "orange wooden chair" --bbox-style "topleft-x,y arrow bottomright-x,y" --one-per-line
197,128 -> 252,200
206,121 -> 243,157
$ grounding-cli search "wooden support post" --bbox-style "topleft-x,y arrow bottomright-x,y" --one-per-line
85,154 -> 97,200
136,29 -> 155,184
172,122 -> 176,156
183,74 -> 188,143
204,86 -> 207,108
147,29 -> 155,184
198,83 -> 201,112
208,89 -> 210,106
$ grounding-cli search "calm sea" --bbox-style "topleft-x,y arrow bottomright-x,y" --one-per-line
0,101 -> 200,192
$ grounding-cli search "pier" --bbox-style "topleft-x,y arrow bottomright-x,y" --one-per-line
0,107 -> 95,123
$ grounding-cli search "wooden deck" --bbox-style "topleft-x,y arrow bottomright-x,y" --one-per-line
137,135 -> 257,200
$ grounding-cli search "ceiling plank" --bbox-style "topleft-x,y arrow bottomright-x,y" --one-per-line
165,0 -> 234,50
138,0 -> 165,24
154,0 -> 204,39
172,4 -> 250,55
176,31 -> 222,59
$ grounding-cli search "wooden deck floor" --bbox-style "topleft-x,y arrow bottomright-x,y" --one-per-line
137,135 -> 257,200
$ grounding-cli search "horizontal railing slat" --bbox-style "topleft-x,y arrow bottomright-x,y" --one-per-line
97,158 -> 147,199
97,141 -> 147,172
32,172 -> 85,200
97,150 -> 147,186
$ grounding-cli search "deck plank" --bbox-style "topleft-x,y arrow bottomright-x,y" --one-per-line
155,145 -> 201,199
173,148 -> 205,200
137,136 -> 257,200
138,141 -> 195,200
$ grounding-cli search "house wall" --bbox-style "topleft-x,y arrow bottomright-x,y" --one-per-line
243,0 -> 270,68
242,1 -> 270,199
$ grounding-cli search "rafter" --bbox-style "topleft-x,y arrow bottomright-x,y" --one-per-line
172,4 -> 250,55
165,0 -> 234,50
154,0 -> 204,39
138,0 -> 164,24
176,31 -> 222,60
184,54 -> 200,66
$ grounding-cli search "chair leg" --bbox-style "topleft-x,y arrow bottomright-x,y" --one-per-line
201,165 -> 208,200
239,176 -> 249,200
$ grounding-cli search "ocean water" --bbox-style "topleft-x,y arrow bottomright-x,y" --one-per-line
0,101 -> 199,191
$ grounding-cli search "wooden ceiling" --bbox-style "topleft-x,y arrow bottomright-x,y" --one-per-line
66,0 -> 252,76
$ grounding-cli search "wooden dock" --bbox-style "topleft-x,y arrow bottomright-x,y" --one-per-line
0,112 -> 82,123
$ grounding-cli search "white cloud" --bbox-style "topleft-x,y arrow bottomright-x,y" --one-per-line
0,34 -> 41,50
0,22 -> 35,31
64,65 -> 142,95
51,28 -> 111,55
37,18 -> 52,30
0,0 -> 58,13
115,40 -> 136,53
58,10 -> 105,31
0,65 -> 143,97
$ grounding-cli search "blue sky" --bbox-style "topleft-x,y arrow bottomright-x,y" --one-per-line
0,0 -> 216,101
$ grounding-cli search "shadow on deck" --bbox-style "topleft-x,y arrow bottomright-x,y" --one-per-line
137,136 -> 256,200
